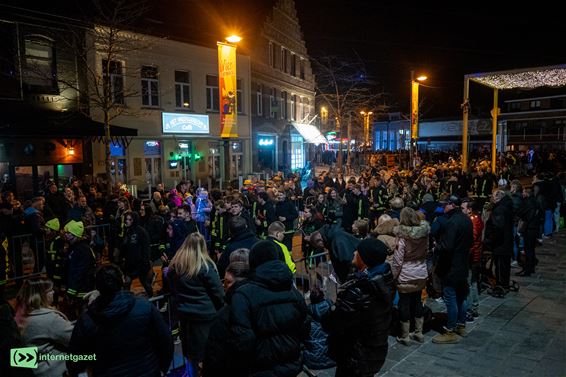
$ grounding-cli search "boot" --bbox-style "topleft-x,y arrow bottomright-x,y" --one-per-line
432,329 -> 460,344
410,317 -> 425,343
455,324 -> 467,337
396,321 -> 411,346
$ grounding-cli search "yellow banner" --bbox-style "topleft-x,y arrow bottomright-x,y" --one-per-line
218,43 -> 238,138
411,81 -> 419,140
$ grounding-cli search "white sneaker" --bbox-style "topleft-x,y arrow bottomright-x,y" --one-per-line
511,260 -> 519,268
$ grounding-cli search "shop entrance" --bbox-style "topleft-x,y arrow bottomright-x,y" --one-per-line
257,135 -> 276,173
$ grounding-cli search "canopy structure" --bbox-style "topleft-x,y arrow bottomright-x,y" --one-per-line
462,64 -> 566,172
292,123 -> 328,145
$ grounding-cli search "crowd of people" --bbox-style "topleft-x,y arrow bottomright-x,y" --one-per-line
1,151 -> 565,377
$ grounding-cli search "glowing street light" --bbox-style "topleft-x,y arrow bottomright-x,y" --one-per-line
360,110 -> 374,147
225,35 -> 242,43
410,71 -> 427,167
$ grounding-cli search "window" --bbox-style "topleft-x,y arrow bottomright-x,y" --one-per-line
290,94 -> 296,121
256,84 -> 263,116
281,47 -> 288,73
24,37 -> 57,92
298,96 -> 304,120
304,98 -> 310,119
206,75 -> 219,111
141,66 -> 159,107
300,58 -> 305,80
175,70 -> 191,109
509,102 -> 520,111
291,134 -> 304,169
102,59 -> 124,104
530,100 -> 541,109
270,87 -> 277,118
237,79 -> 243,114
268,42 -> 275,68
281,91 -> 287,120
290,53 -> 296,77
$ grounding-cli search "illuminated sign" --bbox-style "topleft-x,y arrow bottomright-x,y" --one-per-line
178,142 -> 189,149
258,138 -> 274,146
162,113 -> 209,134
144,140 -> 161,156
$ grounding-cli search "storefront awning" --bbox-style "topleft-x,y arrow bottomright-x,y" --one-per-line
292,123 -> 328,145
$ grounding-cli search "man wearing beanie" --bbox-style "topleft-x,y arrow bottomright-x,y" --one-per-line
322,238 -> 395,377
44,218 -> 65,304
226,240 -> 310,376
64,220 -> 96,320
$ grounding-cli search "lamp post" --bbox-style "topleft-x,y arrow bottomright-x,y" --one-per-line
410,71 -> 427,168
218,34 -> 241,188
360,110 -> 373,149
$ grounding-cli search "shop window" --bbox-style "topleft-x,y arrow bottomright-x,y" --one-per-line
291,134 -> 304,169
23,36 -> 58,93
141,66 -> 159,107
175,70 -> 191,109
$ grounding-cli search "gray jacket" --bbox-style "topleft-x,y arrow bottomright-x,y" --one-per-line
21,308 -> 74,377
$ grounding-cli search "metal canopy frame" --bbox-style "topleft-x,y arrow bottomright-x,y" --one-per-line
461,64 -> 566,172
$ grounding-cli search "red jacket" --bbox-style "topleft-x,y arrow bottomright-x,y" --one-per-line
469,214 -> 484,263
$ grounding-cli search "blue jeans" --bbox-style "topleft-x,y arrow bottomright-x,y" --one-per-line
554,203 -> 561,232
544,210 -> 553,236
443,285 -> 467,330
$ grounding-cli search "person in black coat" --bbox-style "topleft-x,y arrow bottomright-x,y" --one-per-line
432,195 -> 473,344
121,211 -> 153,297
275,191 -> 298,249
322,238 -> 395,377
217,216 -> 259,278
516,187 -> 543,276
254,192 -> 276,238
67,264 -> 173,377
308,224 -> 360,283
483,190 -> 514,290
228,241 -> 310,377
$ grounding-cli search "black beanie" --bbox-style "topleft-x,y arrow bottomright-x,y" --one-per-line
357,238 -> 388,268
249,240 -> 280,270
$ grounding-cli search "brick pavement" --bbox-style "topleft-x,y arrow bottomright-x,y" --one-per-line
304,230 -> 566,377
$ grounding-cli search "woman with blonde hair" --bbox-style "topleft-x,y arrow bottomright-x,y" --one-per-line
15,278 -> 74,377
392,207 -> 430,346
168,232 -> 224,377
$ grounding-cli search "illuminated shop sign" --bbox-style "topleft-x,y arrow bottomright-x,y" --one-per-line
162,113 -> 210,134
258,138 -> 274,146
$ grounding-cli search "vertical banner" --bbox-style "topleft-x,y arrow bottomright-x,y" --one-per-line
410,81 -> 419,141
218,42 -> 238,138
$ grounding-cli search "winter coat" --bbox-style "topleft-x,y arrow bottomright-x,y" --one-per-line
319,224 -> 360,283
202,280 -> 247,377
322,263 -> 395,376
121,213 -> 151,277
168,263 -> 224,321
67,240 -> 96,297
484,195 -> 514,256
23,207 -> 44,238
68,291 -> 173,377
0,301 -> 35,377
276,200 -> 298,231
20,308 -> 74,377
229,260 -> 310,377
517,196 -> 544,231
435,208 -> 473,287
303,299 -> 335,370
217,231 -> 259,278
374,218 -> 399,254
392,220 -> 430,292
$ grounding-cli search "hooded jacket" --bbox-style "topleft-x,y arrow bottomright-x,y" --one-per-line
392,220 -> 430,291
319,224 -> 360,283
229,260 -> 310,377
121,212 -> 151,276
67,291 -> 173,377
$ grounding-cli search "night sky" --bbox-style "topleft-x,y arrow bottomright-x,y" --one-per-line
294,0 -> 566,118
3,0 -> 565,118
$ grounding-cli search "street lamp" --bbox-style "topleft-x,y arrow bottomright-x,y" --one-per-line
360,110 -> 373,148
410,71 -> 427,168
218,34 -> 241,188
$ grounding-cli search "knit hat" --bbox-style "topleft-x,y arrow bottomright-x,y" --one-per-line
45,218 -> 60,231
356,238 -> 388,268
64,220 -> 84,238
249,240 -> 280,270
422,193 -> 435,203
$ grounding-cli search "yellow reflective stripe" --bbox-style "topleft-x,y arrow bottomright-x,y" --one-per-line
274,240 -> 296,274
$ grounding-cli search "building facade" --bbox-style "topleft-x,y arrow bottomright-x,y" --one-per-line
248,0 -> 317,175
88,31 -> 253,190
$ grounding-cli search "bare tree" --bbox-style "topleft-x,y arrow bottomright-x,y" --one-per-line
313,55 -> 388,172
57,0 -> 150,194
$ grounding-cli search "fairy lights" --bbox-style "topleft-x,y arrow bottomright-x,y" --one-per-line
467,65 -> 566,89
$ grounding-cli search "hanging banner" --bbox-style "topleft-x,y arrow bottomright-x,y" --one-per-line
218,42 -> 238,138
410,81 -> 419,140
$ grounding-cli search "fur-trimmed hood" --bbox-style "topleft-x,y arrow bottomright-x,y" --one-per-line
374,218 -> 399,236
394,220 -> 430,239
